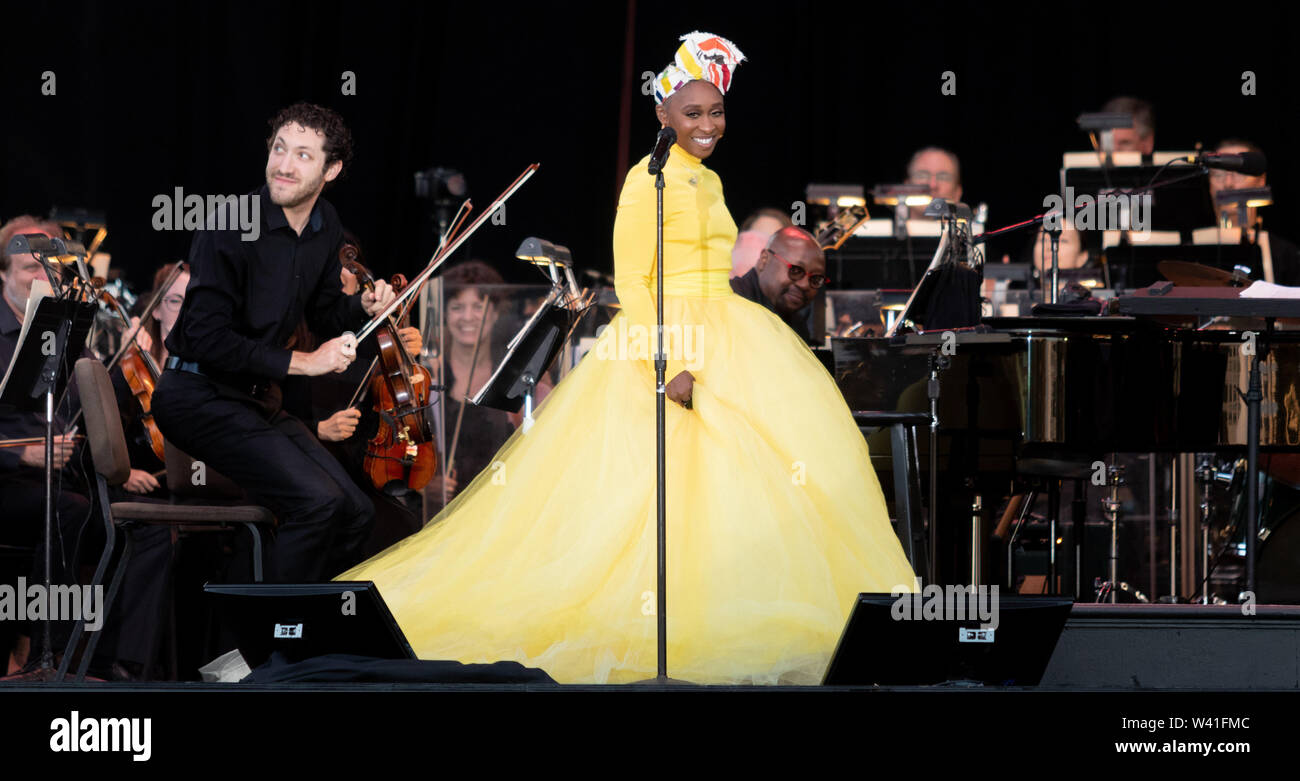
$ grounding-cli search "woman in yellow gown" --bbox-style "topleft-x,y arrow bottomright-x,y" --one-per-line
339,32 -> 915,685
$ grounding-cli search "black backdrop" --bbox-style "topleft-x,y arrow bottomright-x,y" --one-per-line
3,1 -> 1298,288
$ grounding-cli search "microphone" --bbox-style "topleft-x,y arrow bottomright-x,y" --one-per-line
1196,151 -> 1267,177
647,127 -> 677,176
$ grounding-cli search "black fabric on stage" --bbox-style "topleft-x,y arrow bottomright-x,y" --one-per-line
244,652 -> 557,684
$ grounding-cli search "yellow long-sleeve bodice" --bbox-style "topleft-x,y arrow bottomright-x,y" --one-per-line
612,144 -> 737,379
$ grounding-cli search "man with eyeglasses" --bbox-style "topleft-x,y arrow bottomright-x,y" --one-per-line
729,226 -> 826,345
907,147 -> 963,218
1201,138 -> 1300,286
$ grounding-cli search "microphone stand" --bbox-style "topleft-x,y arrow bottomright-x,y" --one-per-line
632,140 -> 682,685
652,164 -> 671,682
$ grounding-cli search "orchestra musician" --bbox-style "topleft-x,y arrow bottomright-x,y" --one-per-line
1100,96 -> 1155,156
278,244 -> 426,557
1202,138 -> 1300,286
729,226 -> 824,345
433,260 -> 553,507
152,102 -> 396,583
730,207 -> 793,278
0,216 -> 172,680
907,146 -> 963,217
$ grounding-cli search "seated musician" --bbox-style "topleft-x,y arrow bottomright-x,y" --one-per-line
278,244 -> 425,556
731,207 -> 793,278
729,226 -> 824,345
1030,224 -> 1102,287
434,260 -> 552,506
907,146 -> 963,218
1100,96 -> 1155,156
0,215 -> 171,680
1203,138 -> 1300,286
109,261 -> 192,498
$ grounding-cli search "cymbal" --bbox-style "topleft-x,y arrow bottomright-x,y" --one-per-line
1157,260 -> 1239,287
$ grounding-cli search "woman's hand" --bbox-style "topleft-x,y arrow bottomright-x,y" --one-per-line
666,370 -> 694,409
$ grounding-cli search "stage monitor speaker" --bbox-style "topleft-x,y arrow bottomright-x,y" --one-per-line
823,592 -> 1073,686
205,581 -> 416,668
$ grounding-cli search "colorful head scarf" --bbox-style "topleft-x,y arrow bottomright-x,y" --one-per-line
653,31 -> 746,105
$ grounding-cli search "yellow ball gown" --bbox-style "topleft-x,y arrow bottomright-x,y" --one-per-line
338,144 -> 916,684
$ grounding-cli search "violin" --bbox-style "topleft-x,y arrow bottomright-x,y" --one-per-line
342,245 -> 437,492
98,287 -> 166,463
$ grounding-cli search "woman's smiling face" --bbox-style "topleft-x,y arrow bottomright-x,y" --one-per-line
655,80 -> 726,161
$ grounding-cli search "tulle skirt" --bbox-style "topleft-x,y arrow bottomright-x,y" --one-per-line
338,290 -> 916,684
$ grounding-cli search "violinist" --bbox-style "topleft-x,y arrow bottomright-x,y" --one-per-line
0,215 -> 172,679
434,261 -> 552,506
153,102 -> 396,583
279,245 -> 425,556
106,261 -> 191,497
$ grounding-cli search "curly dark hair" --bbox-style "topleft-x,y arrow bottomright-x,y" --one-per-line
266,102 -> 354,176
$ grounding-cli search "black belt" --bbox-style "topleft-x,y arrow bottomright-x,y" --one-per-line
163,356 -> 271,399
164,356 -> 203,374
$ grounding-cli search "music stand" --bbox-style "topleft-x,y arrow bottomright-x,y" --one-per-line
0,293 -> 95,677
1061,164 -> 1215,237
470,286 -> 591,423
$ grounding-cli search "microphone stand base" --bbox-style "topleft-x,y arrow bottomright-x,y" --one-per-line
629,675 -> 695,686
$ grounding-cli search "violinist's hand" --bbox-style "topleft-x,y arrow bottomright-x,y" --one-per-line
398,326 -> 422,359
19,434 -> 77,469
441,468 -> 459,500
361,279 -> 396,317
317,408 -> 362,442
129,316 -> 153,355
665,370 -> 694,409
123,468 -> 160,494
291,333 -> 358,376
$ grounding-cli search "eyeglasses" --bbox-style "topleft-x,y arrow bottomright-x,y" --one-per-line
909,169 -> 956,185
765,249 -> 827,289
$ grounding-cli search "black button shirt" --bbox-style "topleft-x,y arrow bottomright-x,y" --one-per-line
164,184 -> 366,382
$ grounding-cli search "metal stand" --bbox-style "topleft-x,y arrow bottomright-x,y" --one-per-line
1196,458 -> 1215,604
650,169 -> 674,683
926,352 -> 946,584
1097,461 -> 1125,603
1242,320 -> 1271,599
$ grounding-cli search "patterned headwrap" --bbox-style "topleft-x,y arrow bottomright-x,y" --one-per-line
653,31 -> 746,105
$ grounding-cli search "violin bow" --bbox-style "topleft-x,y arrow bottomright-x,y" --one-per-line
339,199 -> 470,409
444,290 -> 492,479
104,261 -> 186,375
351,163 -> 539,344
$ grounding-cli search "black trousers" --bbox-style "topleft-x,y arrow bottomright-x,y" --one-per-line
153,369 -> 373,582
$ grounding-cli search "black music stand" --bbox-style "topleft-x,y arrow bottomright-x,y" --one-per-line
1061,165 -> 1214,237
470,287 -> 590,419
0,295 -> 96,677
